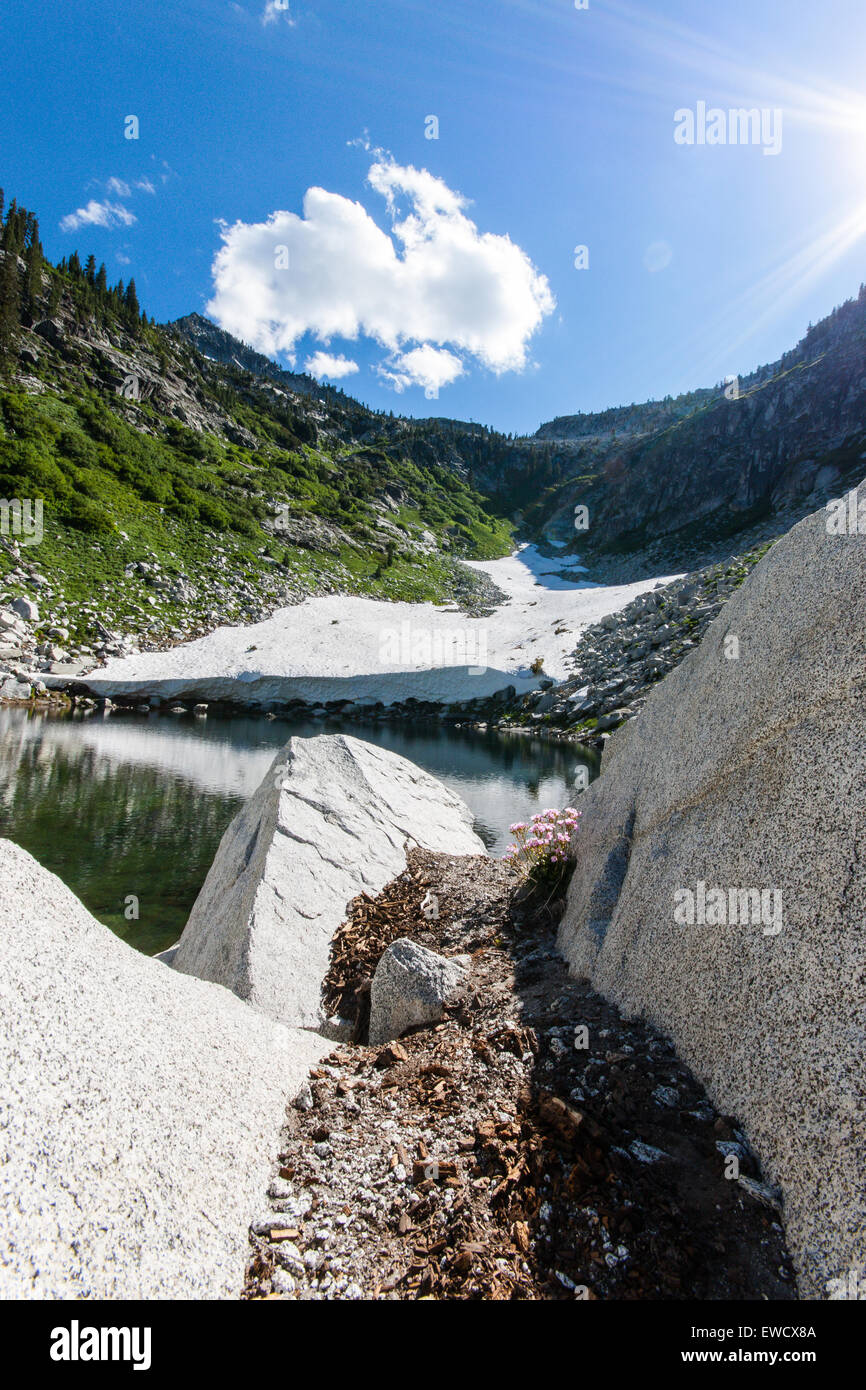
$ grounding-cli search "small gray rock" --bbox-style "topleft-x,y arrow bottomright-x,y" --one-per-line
292,1083 -> 314,1112
319,1013 -> 355,1042
10,596 -> 38,623
0,678 -> 31,700
652,1085 -> 679,1107
716,1139 -> 747,1162
274,1241 -> 305,1276
737,1174 -> 783,1212
629,1140 -> 669,1164
369,937 -> 471,1045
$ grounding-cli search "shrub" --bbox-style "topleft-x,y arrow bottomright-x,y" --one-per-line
504,807 -> 582,893
61,494 -> 114,534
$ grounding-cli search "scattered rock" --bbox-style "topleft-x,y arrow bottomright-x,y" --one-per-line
10,596 -> 38,623
0,677 -> 31,701
369,937 -> 472,1045
243,848 -> 794,1302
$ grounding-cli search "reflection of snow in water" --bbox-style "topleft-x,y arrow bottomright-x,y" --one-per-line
0,710 -> 276,799
0,709 -> 596,857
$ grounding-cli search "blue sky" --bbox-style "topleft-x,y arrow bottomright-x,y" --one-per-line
2,0 -> 866,433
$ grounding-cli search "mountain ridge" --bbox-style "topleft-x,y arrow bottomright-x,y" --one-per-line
2,181 -> 866,664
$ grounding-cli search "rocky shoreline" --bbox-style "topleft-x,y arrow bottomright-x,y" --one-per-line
0,536 -> 506,704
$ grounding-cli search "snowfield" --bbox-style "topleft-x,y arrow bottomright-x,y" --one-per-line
81,546 -> 680,706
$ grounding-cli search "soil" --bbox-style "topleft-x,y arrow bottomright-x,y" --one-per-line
243,849 -> 796,1301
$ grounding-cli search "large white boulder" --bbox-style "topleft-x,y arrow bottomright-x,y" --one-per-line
171,734 -> 484,1028
557,492 -> 866,1299
0,839 -> 327,1300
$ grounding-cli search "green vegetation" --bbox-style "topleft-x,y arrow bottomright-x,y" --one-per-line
0,385 -> 510,556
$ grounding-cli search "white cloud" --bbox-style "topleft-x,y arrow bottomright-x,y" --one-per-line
59,200 -> 137,233
262,0 -> 295,25
61,174 -> 157,234
378,345 -> 464,396
206,158 -> 554,393
304,351 -> 359,380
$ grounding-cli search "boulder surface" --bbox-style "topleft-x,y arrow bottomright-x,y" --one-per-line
0,838 -> 326,1300
557,493 -> 866,1298
171,734 -> 484,1028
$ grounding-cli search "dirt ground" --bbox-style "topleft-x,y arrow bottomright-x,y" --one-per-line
243,849 -> 796,1301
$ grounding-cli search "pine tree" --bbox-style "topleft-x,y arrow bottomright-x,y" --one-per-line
24,216 -> 42,310
124,277 -> 140,319
4,202 -> 27,254
47,274 -> 62,315
95,262 -> 107,296
1,203 -> 16,253
84,254 -> 96,284
0,245 -> 21,365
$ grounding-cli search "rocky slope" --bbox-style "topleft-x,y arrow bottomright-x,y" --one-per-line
474,291 -> 866,577
0,197 -> 514,673
511,293 -> 866,575
487,542 -> 774,743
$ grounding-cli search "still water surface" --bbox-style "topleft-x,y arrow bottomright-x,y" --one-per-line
0,708 -> 598,955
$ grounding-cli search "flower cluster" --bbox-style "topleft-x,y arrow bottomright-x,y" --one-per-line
504,807 -> 582,878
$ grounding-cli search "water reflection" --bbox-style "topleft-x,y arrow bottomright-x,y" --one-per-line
0,707 -> 598,955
